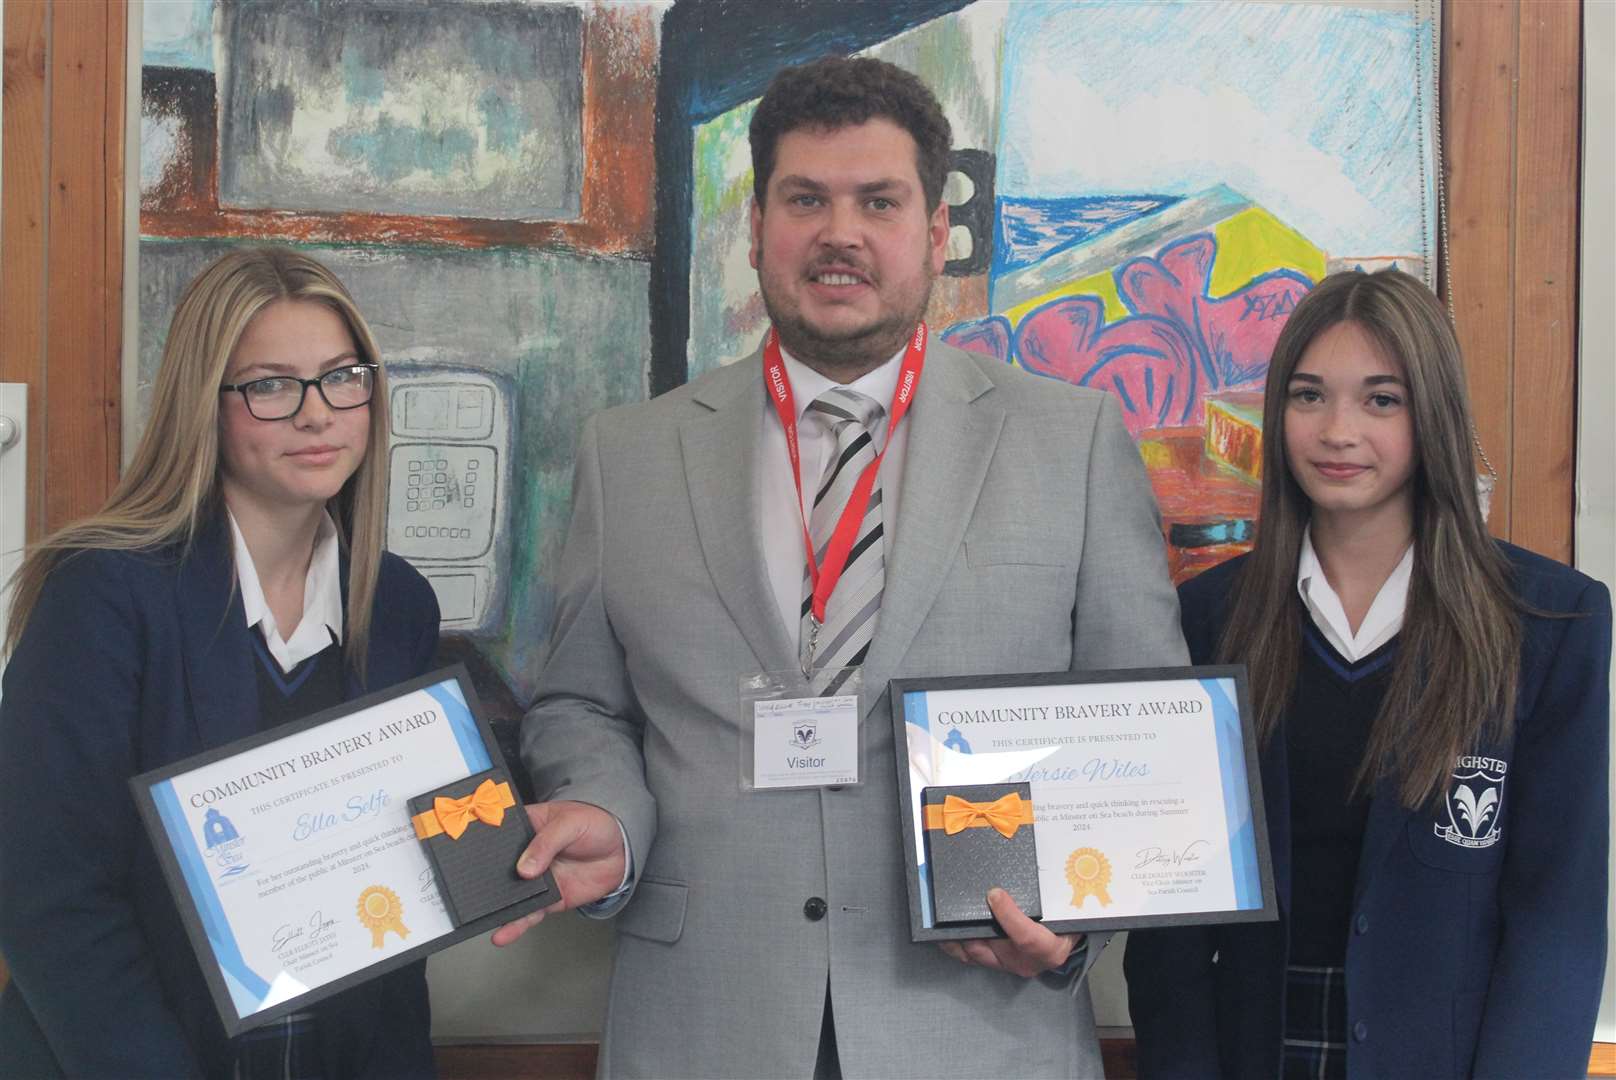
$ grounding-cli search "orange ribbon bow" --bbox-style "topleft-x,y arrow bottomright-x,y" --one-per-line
412,779 -> 515,840
922,792 -> 1035,838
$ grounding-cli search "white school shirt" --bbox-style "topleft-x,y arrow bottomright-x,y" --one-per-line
1296,529 -> 1413,662
759,342 -> 910,648
227,509 -> 343,673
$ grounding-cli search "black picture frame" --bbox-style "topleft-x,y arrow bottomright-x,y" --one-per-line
130,663 -> 548,1037
887,665 -> 1278,942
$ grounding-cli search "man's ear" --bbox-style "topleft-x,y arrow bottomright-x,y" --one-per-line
928,199 -> 950,276
749,198 -> 764,270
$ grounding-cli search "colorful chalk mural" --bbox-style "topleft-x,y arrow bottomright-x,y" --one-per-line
138,0 -> 661,730
137,0 -> 1437,723
215,4 -> 585,219
684,0 -> 1437,582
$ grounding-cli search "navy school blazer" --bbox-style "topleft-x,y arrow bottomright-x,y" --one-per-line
1124,542 -> 1610,1079
0,514 -> 441,1078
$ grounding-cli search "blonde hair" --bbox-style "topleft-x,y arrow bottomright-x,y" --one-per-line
1217,269 -> 1521,808
4,247 -> 393,682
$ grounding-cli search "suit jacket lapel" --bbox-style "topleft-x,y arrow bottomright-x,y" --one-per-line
682,354 -> 798,675
177,514 -> 262,750
860,344 -> 1003,715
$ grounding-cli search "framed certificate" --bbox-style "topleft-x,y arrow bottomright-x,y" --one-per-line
889,667 -> 1276,941
131,665 -> 553,1035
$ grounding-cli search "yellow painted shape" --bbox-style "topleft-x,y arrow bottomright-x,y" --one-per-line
1136,440 -> 1174,470
1205,397 -> 1265,481
999,205 -> 1326,331
1003,270 -> 1127,329
1206,395 -> 1262,426
1206,208 -> 1326,298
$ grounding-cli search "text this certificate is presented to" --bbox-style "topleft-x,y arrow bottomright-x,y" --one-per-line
890,666 -> 1277,941
133,667 -> 531,1034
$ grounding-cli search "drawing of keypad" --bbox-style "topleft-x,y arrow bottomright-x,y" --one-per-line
389,445 -> 498,560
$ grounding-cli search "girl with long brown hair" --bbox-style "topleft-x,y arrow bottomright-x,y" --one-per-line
0,248 -> 440,1077
1125,269 -> 1609,1079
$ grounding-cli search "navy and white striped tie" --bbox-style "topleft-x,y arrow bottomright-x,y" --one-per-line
801,387 -> 886,695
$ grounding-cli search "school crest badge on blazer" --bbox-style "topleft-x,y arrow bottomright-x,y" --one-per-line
1435,755 -> 1507,849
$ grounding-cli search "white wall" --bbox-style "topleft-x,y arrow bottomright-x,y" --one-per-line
1580,0 -> 1616,1047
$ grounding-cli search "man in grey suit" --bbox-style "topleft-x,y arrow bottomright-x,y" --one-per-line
495,57 -> 1187,1078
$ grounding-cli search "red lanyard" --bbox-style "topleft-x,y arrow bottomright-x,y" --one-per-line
764,323 -> 926,628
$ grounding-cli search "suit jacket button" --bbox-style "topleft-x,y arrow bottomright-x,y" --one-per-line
803,897 -> 828,921
1352,1021 -> 1369,1042
1355,913 -> 1369,934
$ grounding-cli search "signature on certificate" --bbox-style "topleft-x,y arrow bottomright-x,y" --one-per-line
272,909 -> 338,954
1134,839 -> 1209,870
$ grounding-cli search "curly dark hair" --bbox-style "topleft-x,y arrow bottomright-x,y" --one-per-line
749,55 -> 952,211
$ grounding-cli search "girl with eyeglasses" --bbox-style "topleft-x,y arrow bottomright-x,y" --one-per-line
1124,269 -> 1609,1079
0,248 -> 440,1078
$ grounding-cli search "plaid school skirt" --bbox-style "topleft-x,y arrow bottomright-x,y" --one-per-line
231,1011 -> 323,1080
1282,964 -> 1348,1080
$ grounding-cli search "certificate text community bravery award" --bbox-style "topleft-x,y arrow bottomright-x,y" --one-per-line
890,667 -> 1277,941
133,666 -> 549,1034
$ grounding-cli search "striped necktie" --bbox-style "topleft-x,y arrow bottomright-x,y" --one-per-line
801,386 -> 886,695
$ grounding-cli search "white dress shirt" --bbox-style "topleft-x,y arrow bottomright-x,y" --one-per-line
759,342 -> 911,648
1296,529 -> 1413,662
594,342 -> 914,917
227,509 -> 343,673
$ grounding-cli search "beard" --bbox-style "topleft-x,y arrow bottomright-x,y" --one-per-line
755,243 -> 936,382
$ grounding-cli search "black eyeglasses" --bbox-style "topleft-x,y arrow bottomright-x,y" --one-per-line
220,363 -> 378,421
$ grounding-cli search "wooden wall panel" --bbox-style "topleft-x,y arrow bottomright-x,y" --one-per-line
1444,1 -> 1583,559
1510,2 -> 1581,562
1443,1 -> 1520,538
1,0 -> 124,536
1,0 -> 50,539
0,0 -> 50,998
42,0 -> 124,528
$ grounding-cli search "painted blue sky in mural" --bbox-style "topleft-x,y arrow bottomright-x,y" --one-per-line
993,194 -> 1184,276
143,0 -> 215,71
995,0 -> 1435,258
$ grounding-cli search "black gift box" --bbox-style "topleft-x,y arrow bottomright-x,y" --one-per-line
409,766 -> 555,926
921,782 -> 1042,926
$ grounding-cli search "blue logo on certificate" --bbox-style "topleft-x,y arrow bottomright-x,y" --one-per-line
201,808 -> 250,880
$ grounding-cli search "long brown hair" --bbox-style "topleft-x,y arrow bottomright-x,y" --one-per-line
3,247 -> 393,682
1218,269 -> 1521,808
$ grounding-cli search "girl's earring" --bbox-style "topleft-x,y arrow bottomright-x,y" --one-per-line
1473,424 -> 1498,522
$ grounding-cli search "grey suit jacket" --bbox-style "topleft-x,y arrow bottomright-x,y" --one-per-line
522,339 -> 1189,1079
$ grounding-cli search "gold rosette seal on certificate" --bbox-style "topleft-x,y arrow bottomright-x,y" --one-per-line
356,885 -> 409,948
1065,847 -> 1113,908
